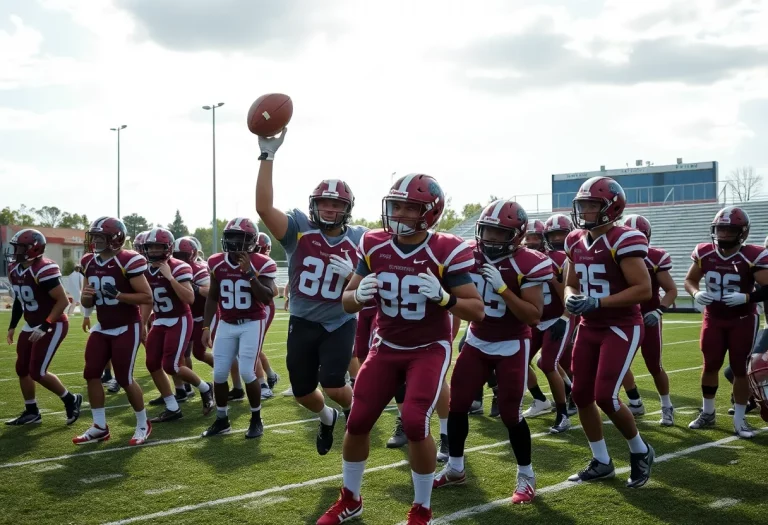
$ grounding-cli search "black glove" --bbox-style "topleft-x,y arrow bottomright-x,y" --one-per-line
191,283 -> 200,294
102,282 -> 120,299
548,317 -> 567,342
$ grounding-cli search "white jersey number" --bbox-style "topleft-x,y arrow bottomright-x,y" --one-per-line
220,279 -> 252,310
152,286 -> 174,313
704,271 -> 740,301
470,273 -> 506,318
298,256 -> 345,300
12,285 -> 39,312
377,272 -> 427,321
87,275 -> 119,306
574,263 -> 611,299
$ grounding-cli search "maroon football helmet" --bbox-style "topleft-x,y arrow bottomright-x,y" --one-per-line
222,218 -> 259,253
133,231 -> 149,257
748,352 -> 768,422
309,179 -> 355,230
7,229 -> 46,263
524,219 -> 546,252
256,232 -> 272,255
86,217 -> 127,254
572,176 -> 626,230
711,206 -> 750,250
382,174 -> 445,236
144,228 -> 175,262
543,213 -> 573,251
173,236 -> 199,263
475,200 -> 528,258
623,214 -> 652,240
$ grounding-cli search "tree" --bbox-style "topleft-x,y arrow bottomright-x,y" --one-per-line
192,218 -> 229,257
461,202 -> 483,220
167,210 -> 189,239
0,205 -> 36,226
122,213 -> 150,240
59,213 -> 90,230
34,206 -> 65,228
350,217 -> 382,230
727,166 -> 763,202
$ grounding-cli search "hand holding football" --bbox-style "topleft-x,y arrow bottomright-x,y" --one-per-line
247,93 -> 293,137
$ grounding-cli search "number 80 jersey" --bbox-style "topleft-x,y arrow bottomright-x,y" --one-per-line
208,252 -> 278,323
564,226 -> 648,327
691,242 -> 768,319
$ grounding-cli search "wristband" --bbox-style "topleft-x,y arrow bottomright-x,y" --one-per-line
39,321 -> 52,333
497,284 -> 508,294
437,289 -> 450,306
202,326 -> 210,332
245,269 -> 256,279
442,294 -> 457,310
657,305 -> 667,314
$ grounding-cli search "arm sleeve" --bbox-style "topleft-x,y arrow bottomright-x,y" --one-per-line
444,272 -> 472,288
355,259 -> 371,277
39,276 -> 62,292
749,285 -> 768,304
9,297 -> 23,330
278,210 -> 301,252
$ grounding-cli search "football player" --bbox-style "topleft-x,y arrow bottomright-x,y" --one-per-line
73,217 -> 153,445
564,177 -> 655,488
201,218 -> 277,439
141,228 -> 214,422
685,207 -> 768,438
620,215 -> 677,425
5,229 -> 82,426
434,200 -> 551,503
316,174 -> 484,525
256,130 -> 366,455
747,352 -> 768,423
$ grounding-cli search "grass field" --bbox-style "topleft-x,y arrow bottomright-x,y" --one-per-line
0,310 -> 766,525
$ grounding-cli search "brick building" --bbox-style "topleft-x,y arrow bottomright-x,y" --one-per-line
0,225 -> 86,278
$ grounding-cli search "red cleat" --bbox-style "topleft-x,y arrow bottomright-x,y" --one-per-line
129,421 -> 152,446
512,473 -> 536,504
406,503 -> 433,524
72,424 -> 110,445
316,487 -> 363,525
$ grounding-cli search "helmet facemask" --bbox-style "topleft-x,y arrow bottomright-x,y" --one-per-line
475,223 -> 520,259
222,231 -> 257,253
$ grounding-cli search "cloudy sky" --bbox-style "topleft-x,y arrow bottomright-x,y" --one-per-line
3,0 -> 768,231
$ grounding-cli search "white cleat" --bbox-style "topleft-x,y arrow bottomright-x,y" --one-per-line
523,399 -> 552,418
659,406 -> 675,427
628,401 -> 645,416
734,421 -> 756,439
281,386 -> 294,397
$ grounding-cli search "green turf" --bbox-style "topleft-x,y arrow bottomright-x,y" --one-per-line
0,311 -> 766,525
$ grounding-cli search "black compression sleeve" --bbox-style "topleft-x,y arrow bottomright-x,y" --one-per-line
9,297 -> 23,330
749,286 -> 768,304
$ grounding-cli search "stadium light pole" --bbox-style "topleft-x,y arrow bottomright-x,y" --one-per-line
110,125 -> 127,218
202,103 -> 224,255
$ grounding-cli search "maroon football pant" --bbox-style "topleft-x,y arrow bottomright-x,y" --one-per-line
531,318 -> 577,374
146,313 -> 193,375
347,339 -> 451,442
84,323 -> 142,386
700,313 -> 759,377
638,316 -> 663,376
16,321 -> 69,381
353,309 -> 377,363
571,324 -> 643,415
451,341 -> 529,427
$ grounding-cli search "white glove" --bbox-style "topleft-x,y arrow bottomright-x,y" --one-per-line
258,127 -> 287,161
418,268 -> 449,303
566,294 -> 600,315
694,291 -> 715,305
329,253 -> 354,281
643,309 -> 661,327
481,263 -> 507,293
29,322 -> 51,343
722,292 -> 748,307
354,273 -> 378,304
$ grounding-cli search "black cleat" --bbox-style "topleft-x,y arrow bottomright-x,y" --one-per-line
627,442 -> 655,488
436,433 -> 449,463
5,410 -> 41,426
228,387 -> 245,402
386,416 -> 408,448
316,408 -> 339,455
343,408 -> 351,421
175,389 -> 189,403
489,394 -> 500,418
65,394 -> 83,425
568,458 -> 616,483
101,371 -> 113,384
246,413 -> 264,439
200,383 -> 215,415
149,395 -> 165,407
202,416 -> 231,437
150,408 -> 183,423
267,373 -> 280,391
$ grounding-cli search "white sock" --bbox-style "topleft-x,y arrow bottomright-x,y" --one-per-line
25,398 -> 37,406
517,463 -> 534,478
135,409 -> 147,428
589,439 -> 610,464
250,405 -> 262,413
92,407 -> 106,428
733,403 -> 747,428
659,394 -> 672,408
342,459 -> 366,500
703,397 -> 716,414
412,471 -> 434,509
319,405 -> 336,425
627,433 -> 648,454
217,406 -> 228,418
439,417 -> 448,435
448,455 -> 464,472
197,381 -> 210,393
562,375 -> 572,387
164,395 -> 180,412
59,390 -> 70,399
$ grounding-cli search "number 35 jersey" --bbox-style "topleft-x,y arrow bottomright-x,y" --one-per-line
357,229 -> 474,348
208,252 -> 277,323
81,250 -> 148,330
145,258 -> 193,319
564,226 -> 649,327
281,208 -> 367,331
691,242 -> 768,319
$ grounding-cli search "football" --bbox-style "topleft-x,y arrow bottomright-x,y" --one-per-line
247,93 -> 293,137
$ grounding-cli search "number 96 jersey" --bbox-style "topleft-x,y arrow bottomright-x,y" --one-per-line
145,258 -> 193,319
208,252 -> 277,323
564,226 -> 648,327
691,242 -> 768,319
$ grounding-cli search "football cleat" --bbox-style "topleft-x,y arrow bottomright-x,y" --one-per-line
659,406 -> 675,427
65,394 -> 83,425
267,372 -> 280,390
512,473 -> 536,504
149,408 -> 183,423
688,411 -> 716,429
523,399 -> 552,418
343,408 -> 351,421
626,442 -> 655,488
406,503 -> 432,525
5,409 -> 42,426
202,416 -> 232,437
174,389 -> 189,403
567,395 -> 578,416
260,384 -> 274,400
148,395 -> 165,407
489,394 -> 500,418
101,370 -> 113,384
568,458 -> 615,482
316,488 -> 363,525
386,416 -> 408,448
469,400 -> 484,415
433,465 -> 466,488
628,401 -> 645,416
282,386 -> 294,397
228,387 -> 245,402
73,424 -> 110,445
316,408 -> 339,455
200,383 -> 215,415
245,413 -> 264,439
436,433 -> 449,463
106,379 -> 121,394
734,420 -> 756,439
129,422 -> 152,446
549,414 -> 571,434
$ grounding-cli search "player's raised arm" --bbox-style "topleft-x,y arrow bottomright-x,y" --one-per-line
255,131 -> 289,240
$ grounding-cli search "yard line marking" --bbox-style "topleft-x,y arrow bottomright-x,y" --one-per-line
708,498 -> 740,509
144,485 -> 187,496
242,496 -> 289,509
32,463 -> 64,472
81,473 -> 123,484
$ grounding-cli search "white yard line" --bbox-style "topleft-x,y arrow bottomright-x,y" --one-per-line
708,498 -> 741,509
81,473 -> 123,484
144,485 -> 187,496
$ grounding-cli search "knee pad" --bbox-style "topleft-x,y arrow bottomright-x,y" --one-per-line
212,362 -> 231,384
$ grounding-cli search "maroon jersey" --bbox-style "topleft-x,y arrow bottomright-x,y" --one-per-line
357,229 -> 474,348
9,258 -> 64,327
691,243 -> 768,319
146,258 -> 193,319
189,260 -> 210,319
466,240 -> 553,343
208,252 -> 278,323
542,249 -> 567,321
642,247 -> 672,314
564,226 -> 648,327
81,250 -> 148,329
